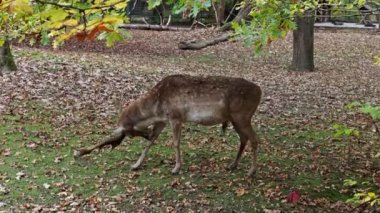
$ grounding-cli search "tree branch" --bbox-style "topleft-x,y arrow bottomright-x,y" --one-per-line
33,0 -> 125,11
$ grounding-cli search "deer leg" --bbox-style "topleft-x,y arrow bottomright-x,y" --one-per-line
230,115 -> 260,177
234,121 -> 260,177
220,121 -> 229,136
74,129 -> 126,158
131,122 -> 166,170
245,127 -> 260,177
228,129 -> 248,170
170,119 -> 182,174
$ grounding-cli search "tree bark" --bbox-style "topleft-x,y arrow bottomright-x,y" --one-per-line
215,0 -> 226,26
219,2 -> 252,32
0,39 -> 17,74
291,10 -> 315,72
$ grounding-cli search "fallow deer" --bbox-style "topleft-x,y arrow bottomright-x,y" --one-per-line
74,74 -> 262,177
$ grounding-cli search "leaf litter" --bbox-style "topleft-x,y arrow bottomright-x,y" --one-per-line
0,29 -> 379,211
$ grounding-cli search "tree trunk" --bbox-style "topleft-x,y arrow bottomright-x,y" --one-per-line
216,0 -> 226,26
0,39 -> 17,74
291,10 -> 315,72
219,2 -> 252,32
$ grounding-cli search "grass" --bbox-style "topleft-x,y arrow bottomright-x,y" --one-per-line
1,99 -> 378,211
2,41 -> 380,211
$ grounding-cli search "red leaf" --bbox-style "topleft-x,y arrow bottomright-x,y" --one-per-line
287,190 -> 301,204
375,174 -> 380,184
75,32 -> 87,41
87,24 -> 112,41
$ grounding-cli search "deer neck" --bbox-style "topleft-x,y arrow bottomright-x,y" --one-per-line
127,95 -> 163,129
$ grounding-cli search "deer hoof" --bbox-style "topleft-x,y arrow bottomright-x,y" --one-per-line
73,150 -> 82,158
171,170 -> 180,175
227,163 -> 238,170
171,167 -> 180,175
130,164 -> 141,171
247,168 -> 256,178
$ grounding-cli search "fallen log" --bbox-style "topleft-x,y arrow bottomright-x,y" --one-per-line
178,33 -> 230,50
178,1 -> 252,50
120,24 -> 191,31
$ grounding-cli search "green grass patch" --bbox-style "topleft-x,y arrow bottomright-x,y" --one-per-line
1,100 -> 379,211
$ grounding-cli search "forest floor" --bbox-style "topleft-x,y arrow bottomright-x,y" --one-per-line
0,29 -> 380,212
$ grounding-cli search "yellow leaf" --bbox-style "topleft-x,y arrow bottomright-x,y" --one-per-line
368,192 -> 376,199
48,30 -> 61,38
56,33 -> 71,42
374,56 -> 380,66
64,19 -> 78,27
114,2 -> 127,9
87,19 -> 102,30
41,8 -> 68,22
9,0 -> 33,14
45,21 -> 63,29
357,0 -> 366,6
103,15 -> 124,25
52,40 -> 60,49
105,0 -> 125,6
29,37 -> 36,46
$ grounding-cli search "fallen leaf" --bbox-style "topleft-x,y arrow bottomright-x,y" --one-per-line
43,183 -> 50,189
2,149 -> 11,156
235,187 -> 248,197
0,184 -> 9,195
26,143 -> 37,149
16,171 -> 26,180
54,156 -> 63,163
264,209 -> 281,213
287,190 -> 301,204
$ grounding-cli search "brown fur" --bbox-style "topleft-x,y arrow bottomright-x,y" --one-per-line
75,74 -> 262,177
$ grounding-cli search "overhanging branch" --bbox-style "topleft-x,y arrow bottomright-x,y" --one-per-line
33,0 -> 125,11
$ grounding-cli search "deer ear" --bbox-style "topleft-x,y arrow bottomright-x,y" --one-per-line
123,100 -> 131,107
118,100 -> 131,114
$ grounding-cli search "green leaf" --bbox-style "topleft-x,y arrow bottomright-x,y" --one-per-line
332,123 -> 359,138
343,179 -> 357,187
172,3 -> 186,14
41,31 -> 49,46
332,123 -> 343,130
352,129 -> 360,137
345,3 -> 353,9
105,31 -> 123,47
345,101 -> 362,109
356,0 -> 366,6
74,2 -> 92,10
360,104 -> 380,120
148,0 -> 161,10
